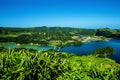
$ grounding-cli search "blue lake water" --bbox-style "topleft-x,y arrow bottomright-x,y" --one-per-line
60,39 -> 120,63
0,39 -> 120,63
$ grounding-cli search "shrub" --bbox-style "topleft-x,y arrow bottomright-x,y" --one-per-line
93,47 -> 115,57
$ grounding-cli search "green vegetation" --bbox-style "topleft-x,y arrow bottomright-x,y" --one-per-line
0,27 -> 96,46
95,28 -> 120,38
0,27 -> 119,46
0,47 -> 120,80
0,27 -> 120,79
93,47 -> 115,57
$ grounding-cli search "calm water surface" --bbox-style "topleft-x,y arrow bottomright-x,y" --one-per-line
61,39 -> 120,63
0,39 -> 120,63
0,42 -> 53,51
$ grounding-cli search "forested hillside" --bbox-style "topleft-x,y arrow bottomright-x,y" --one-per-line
0,27 -> 96,46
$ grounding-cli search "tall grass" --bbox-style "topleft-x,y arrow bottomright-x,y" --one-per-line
0,48 -> 120,80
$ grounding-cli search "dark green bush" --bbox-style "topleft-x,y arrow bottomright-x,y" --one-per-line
93,47 -> 115,57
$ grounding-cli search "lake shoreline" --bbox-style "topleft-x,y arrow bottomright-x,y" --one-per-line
0,39 -> 120,64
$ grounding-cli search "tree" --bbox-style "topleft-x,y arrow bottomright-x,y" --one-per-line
95,28 -> 112,37
93,47 -> 115,57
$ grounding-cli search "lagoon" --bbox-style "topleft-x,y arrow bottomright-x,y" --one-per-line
61,39 -> 120,63
0,42 -> 54,51
0,39 -> 120,63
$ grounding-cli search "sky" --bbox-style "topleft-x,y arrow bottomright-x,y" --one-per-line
0,0 -> 120,29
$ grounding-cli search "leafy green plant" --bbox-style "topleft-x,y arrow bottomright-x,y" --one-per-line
93,47 -> 115,57
0,48 -> 120,80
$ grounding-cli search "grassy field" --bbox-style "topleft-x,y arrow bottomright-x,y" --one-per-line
0,48 -> 120,80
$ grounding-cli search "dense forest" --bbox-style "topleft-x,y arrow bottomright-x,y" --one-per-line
95,28 -> 120,38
